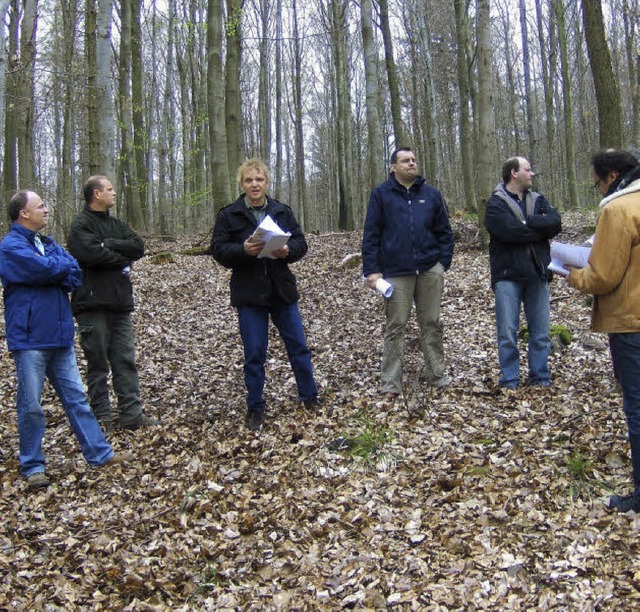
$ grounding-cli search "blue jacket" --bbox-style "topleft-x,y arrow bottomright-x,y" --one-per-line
362,174 -> 454,278
484,184 -> 562,289
0,223 -> 82,351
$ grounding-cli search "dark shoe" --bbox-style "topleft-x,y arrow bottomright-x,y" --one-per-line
246,411 -> 264,432
608,494 -> 640,513
429,375 -> 451,388
121,415 -> 161,431
99,420 -> 114,434
27,472 -> 50,491
499,382 -> 519,390
303,397 -> 322,411
102,451 -> 135,467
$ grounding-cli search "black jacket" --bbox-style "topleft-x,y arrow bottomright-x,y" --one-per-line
211,196 -> 307,307
484,184 -> 562,289
66,206 -> 145,314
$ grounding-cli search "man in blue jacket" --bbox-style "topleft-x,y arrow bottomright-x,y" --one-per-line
484,157 -> 562,389
362,147 -> 454,396
0,191 -> 128,491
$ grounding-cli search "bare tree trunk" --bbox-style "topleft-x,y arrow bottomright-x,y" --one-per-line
118,0 -> 140,226
623,0 -> 640,145
476,0 -> 494,249
1,0 -> 18,215
17,0 -> 37,187
258,0 -> 271,162
225,0 -> 244,182
85,0 -> 99,175
0,0 -> 10,160
273,0 -> 283,199
377,0 -> 404,147
415,5 -> 440,185
454,0 -> 476,214
581,0 -> 623,147
535,0 -> 557,199
56,0 -> 79,231
361,0 -> 384,187
554,0 -> 579,209
208,0 -> 231,212
131,0 -> 147,227
333,0 -> 355,230
96,0 -> 115,176
291,0 -> 307,228
519,0 -> 537,164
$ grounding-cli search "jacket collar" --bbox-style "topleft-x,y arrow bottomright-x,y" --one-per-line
599,178 -> 640,209
388,173 -> 426,192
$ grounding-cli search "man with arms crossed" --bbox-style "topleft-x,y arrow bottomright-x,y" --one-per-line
484,157 -> 562,389
0,191 -> 129,490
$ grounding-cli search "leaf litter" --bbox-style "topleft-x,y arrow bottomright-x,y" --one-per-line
1,211 -> 639,609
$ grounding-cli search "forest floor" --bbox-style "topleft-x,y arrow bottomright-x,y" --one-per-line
1,210 -> 640,610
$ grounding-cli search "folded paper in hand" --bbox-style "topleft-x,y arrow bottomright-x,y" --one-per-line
249,215 -> 291,259
547,241 -> 591,277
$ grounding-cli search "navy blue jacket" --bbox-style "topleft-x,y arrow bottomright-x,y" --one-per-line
0,223 -> 82,352
211,196 -> 307,307
362,174 -> 454,278
66,206 -> 145,315
484,184 -> 562,289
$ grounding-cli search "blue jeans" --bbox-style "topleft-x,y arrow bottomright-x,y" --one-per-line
237,303 -> 317,414
494,278 -> 551,387
13,346 -> 113,477
610,332 -> 640,496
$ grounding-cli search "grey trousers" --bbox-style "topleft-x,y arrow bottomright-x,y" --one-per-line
76,310 -> 143,427
381,264 -> 446,394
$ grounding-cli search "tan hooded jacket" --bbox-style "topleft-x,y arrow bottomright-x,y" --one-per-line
569,179 -> 640,332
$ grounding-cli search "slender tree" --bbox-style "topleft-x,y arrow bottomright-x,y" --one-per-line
581,0 -> 623,147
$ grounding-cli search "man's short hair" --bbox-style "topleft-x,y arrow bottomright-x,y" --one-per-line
83,175 -> 108,206
502,157 -> 523,185
8,191 -> 30,221
390,147 -> 413,165
591,149 -> 639,181
236,159 -> 270,189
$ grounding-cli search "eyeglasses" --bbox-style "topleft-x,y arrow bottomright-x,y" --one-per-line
592,179 -> 602,191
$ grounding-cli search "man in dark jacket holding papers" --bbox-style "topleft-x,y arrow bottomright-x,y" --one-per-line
211,159 -> 319,431
484,156 -> 562,389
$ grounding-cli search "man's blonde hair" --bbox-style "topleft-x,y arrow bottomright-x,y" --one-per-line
237,158 -> 270,190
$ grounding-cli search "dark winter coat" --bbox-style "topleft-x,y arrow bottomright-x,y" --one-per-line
484,184 -> 562,289
66,206 -> 145,314
211,196 -> 307,307
361,174 -> 454,278
0,223 -> 82,351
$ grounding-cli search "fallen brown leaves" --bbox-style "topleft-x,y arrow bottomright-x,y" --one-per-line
1,211 -> 640,609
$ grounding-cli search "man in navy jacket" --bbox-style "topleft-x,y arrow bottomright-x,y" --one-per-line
484,157 -> 562,389
0,191 -> 127,490
362,147 -> 454,396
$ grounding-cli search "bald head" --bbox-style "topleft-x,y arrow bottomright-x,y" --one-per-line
9,191 -> 48,232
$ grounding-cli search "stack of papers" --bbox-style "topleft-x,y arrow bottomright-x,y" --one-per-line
548,241 -> 591,277
249,215 -> 291,259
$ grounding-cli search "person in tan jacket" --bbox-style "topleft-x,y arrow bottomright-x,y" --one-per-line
568,149 -> 640,513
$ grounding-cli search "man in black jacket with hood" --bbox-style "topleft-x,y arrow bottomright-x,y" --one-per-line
211,159 -> 319,431
485,157 -> 562,390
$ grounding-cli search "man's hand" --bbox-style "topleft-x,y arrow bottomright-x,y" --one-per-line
272,245 -> 289,259
366,273 -> 383,289
244,238 -> 265,257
